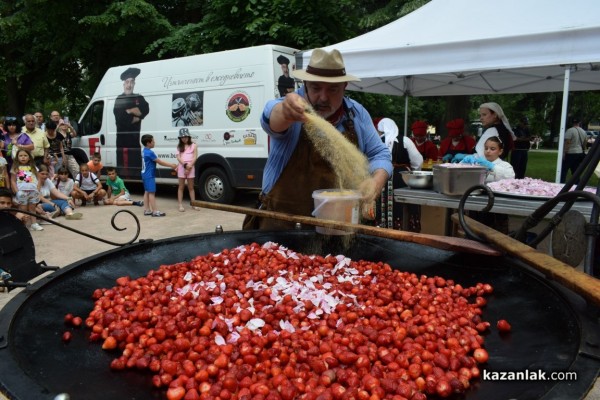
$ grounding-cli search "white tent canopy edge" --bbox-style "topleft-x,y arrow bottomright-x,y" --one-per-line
296,0 -> 600,182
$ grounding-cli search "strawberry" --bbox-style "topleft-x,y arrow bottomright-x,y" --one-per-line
64,313 -> 74,324
473,348 -> 489,363
497,319 -> 512,333
102,336 -> 117,350
62,331 -> 72,343
116,276 -> 130,286
166,386 -> 185,400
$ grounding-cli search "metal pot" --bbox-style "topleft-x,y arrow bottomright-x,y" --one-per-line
400,171 -> 433,189
0,231 -> 598,400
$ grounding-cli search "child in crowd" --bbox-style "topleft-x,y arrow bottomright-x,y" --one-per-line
37,164 -> 82,220
0,188 -> 29,224
141,134 -> 177,217
54,167 -> 75,198
87,152 -> 103,175
10,149 -> 42,231
175,128 -> 200,212
72,163 -> 107,206
460,136 -> 515,233
0,152 -> 8,190
104,167 -> 144,206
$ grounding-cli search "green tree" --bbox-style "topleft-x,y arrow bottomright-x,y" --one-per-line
0,0 -> 170,117
148,0 -> 364,57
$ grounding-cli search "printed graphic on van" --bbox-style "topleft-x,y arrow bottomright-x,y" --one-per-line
276,55 -> 295,97
243,131 -> 257,145
171,91 -> 204,127
226,92 -> 251,123
114,67 -> 149,179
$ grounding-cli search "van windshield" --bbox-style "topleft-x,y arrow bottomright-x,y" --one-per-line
80,101 -> 104,136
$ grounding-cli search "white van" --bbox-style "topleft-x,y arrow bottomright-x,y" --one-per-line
72,44 -> 299,203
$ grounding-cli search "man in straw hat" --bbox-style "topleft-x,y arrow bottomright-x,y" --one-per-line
243,48 -> 392,230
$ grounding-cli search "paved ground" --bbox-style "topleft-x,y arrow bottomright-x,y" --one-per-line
1,183 -> 598,399
0,184 -> 252,309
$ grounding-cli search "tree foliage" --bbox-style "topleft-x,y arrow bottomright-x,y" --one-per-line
0,0 -> 598,142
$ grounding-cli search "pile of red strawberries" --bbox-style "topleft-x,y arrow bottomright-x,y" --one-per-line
63,242 -> 502,400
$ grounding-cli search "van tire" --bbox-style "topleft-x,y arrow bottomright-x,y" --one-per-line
198,167 -> 235,204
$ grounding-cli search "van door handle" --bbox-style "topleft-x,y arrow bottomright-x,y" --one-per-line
100,134 -> 105,145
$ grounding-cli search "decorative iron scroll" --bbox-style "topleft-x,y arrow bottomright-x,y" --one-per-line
0,208 -> 141,246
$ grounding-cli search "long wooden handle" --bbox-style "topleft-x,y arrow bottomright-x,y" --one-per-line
191,200 -> 501,256
451,213 -> 600,307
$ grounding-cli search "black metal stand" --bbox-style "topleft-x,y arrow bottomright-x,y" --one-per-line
0,209 -> 141,292
455,137 -> 600,277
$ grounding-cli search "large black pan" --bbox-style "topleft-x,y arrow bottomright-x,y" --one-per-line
0,231 -> 599,400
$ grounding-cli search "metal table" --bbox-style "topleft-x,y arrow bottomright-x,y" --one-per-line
393,188 -> 594,234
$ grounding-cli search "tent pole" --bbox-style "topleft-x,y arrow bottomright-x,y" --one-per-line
555,67 -> 571,183
404,95 -> 409,136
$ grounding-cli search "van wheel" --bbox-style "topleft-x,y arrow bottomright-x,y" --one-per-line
198,167 -> 235,204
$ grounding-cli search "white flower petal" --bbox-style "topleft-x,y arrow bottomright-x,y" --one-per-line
246,318 -> 265,331
227,331 -> 240,344
215,334 -> 226,346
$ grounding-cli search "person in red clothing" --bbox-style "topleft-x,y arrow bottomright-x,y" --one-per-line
411,120 -> 439,161
439,118 -> 476,162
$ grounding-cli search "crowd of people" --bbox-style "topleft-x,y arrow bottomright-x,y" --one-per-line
0,112 -> 196,231
366,102 -> 524,233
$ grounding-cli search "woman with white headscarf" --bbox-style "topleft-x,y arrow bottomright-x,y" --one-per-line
377,118 -> 423,170
375,118 -> 423,231
475,102 -> 516,161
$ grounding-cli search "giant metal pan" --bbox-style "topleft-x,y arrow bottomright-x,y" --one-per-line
0,231 -> 599,400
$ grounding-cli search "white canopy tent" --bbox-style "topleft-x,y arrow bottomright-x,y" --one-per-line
296,0 -> 600,182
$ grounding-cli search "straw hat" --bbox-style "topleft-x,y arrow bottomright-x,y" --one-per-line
292,49 -> 360,83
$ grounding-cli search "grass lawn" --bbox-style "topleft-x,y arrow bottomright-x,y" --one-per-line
526,150 -> 598,187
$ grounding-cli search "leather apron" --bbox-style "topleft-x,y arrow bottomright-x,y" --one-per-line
248,120 -> 359,230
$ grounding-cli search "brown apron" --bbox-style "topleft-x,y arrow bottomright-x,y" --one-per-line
243,121 -> 359,230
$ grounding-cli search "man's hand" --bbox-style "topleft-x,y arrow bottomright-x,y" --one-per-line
269,93 -> 309,132
280,93 -> 309,122
359,177 -> 380,203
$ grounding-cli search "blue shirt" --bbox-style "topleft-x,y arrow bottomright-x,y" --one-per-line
260,86 -> 393,194
141,147 -> 157,179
